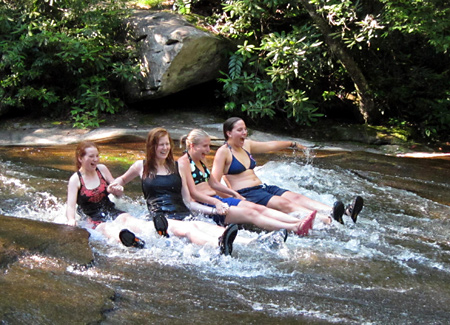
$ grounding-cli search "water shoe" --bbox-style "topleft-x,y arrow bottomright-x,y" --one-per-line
218,224 -> 239,256
331,201 -> 345,225
346,196 -> 364,223
153,215 -> 169,237
119,229 -> 145,249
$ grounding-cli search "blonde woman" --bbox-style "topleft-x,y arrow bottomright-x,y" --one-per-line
178,128 -> 316,236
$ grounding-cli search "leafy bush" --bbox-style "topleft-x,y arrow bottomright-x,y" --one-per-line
193,0 -> 450,140
0,0 -> 140,128
217,4 -> 325,126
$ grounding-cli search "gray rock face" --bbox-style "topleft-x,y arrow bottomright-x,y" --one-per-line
126,10 -> 230,102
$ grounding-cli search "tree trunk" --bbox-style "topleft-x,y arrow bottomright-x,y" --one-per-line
299,0 -> 381,124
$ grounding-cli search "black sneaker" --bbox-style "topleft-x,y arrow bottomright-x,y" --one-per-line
331,201 -> 345,225
218,224 -> 239,256
153,215 -> 169,238
119,229 -> 145,249
346,196 -> 364,223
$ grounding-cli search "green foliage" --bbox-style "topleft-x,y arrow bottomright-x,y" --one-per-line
379,0 -> 450,53
136,0 -> 166,9
217,8 -> 325,126
0,0 -> 140,128
173,0 -> 202,15
188,0 -> 450,140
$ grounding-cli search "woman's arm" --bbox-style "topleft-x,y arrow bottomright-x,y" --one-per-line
178,163 -> 228,215
178,158 -> 223,206
110,160 -> 143,187
207,174 -> 245,200
97,164 -> 124,197
66,173 -> 80,226
247,139 -> 306,154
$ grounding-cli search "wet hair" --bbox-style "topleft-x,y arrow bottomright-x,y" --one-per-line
223,117 -> 244,140
75,141 -> 99,170
143,127 -> 176,179
180,129 -> 210,151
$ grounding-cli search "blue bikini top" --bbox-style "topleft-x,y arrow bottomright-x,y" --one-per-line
188,153 -> 210,185
226,145 -> 257,175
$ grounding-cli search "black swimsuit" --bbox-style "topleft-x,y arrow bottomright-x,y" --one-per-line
141,162 -> 191,220
76,168 -> 124,222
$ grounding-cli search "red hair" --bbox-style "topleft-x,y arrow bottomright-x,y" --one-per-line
75,141 -> 99,170
143,128 -> 176,178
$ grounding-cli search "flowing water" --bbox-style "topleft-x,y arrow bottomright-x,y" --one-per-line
0,142 -> 449,324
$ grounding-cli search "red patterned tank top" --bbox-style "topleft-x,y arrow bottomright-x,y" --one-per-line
76,168 -> 113,217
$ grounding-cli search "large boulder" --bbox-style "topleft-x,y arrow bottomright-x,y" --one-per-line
0,215 -> 115,323
126,10 -> 231,102
0,215 -> 94,266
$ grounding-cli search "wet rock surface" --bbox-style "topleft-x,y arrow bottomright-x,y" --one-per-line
0,215 -> 114,323
0,215 -> 93,265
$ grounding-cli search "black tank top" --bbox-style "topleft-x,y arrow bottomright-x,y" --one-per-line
76,168 -> 115,220
141,162 -> 190,220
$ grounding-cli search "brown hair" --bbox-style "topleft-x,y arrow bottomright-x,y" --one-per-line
75,141 -> 99,170
223,117 -> 243,140
143,127 -> 176,178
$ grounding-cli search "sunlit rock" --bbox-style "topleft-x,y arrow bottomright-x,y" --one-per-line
126,10 -> 230,102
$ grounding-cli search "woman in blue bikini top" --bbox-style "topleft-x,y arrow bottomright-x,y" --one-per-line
178,128 -> 320,236
227,144 -> 257,175
212,117 -> 364,226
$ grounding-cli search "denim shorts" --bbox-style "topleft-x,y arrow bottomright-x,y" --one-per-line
237,184 -> 288,206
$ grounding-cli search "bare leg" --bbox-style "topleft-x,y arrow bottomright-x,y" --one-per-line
225,206 -> 301,232
91,213 -> 145,242
281,191 -> 332,213
167,219 -> 225,247
188,220 -> 253,245
113,213 -> 155,235
238,200 -> 300,224
266,194 -> 331,224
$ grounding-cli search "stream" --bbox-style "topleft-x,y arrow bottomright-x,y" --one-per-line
0,140 -> 449,324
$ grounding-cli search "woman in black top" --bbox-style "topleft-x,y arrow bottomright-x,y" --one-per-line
111,128 -> 240,255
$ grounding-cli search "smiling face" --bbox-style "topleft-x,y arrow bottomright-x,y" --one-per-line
155,135 -> 171,161
226,119 -> 248,147
79,146 -> 99,172
189,136 -> 211,162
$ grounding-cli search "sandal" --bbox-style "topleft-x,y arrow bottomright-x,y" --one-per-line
346,196 -> 364,223
296,210 -> 317,236
119,229 -> 145,249
153,215 -> 169,237
218,224 -> 239,256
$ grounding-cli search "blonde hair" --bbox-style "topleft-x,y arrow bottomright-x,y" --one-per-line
181,129 -> 210,151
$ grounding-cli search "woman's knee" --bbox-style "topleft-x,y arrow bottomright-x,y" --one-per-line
115,213 -> 132,223
240,201 -> 264,213
230,207 -> 258,222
